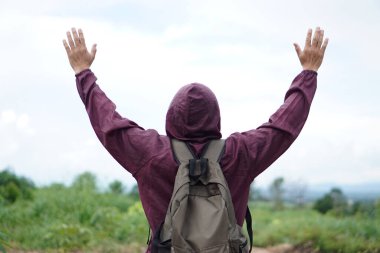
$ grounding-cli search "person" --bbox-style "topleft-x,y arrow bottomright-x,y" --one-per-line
63,27 -> 328,252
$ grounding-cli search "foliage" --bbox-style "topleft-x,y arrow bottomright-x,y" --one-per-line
0,174 -> 137,252
0,169 -> 35,204
43,223 -> 91,250
314,193 -> 333,214
251,201 -> 380,253
1,171 -> 379,252
124,202 -> 148,244
350,200 -> 376,218
313,188 -> 348,215
71,172 -> 97,192
0,231 -> 8,253
109,180 -> 125,194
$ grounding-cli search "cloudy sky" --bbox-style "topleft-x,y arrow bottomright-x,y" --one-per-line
0,0 -> 379,190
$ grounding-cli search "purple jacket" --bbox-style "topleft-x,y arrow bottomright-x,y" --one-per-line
76,69 -> 317,251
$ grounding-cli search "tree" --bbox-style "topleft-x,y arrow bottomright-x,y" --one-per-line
313,187 -> 348,215
313,193 -> 333,214
71,172 -> 97,192
286,180 -> 308,208
269,177 -> 285,210
109,180 -> 124,194
0,168 -> 35,204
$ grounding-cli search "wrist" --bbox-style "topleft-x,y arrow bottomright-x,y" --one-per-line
302,66 -> 318,72
74,65 -> 90,74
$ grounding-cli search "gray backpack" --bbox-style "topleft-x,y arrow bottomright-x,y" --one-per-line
152,139 -> 252,253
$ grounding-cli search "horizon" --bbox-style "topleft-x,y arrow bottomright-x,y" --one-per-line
3,166 -> 380,198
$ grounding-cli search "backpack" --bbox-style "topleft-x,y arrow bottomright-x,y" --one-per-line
152,139 -> 252,253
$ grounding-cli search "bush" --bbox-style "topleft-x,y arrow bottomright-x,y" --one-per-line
43,223 -> 91,250
109,180 -> 124,194
314,194 -> 333,214
0,231 -> 8,253
3,171 -> 377,252
0,169 -> 35,204
90,207 -> 125,236
124,202 -> 149,244
0,173 -> 140,252
350,201 -> 376,218
251,201 -> 380,252
71,172 -> 97,192
313,188 -> 348,215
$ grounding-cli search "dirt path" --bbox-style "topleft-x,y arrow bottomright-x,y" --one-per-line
253,244 -> 293,253
254,243 -> 317,253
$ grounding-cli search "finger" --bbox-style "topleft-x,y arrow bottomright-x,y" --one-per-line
66,31 -> 75,48
72,27 -> 80,46
312,27 -> 320,47
321,38 -> 329,54
62,40 -> 71,54
91,44 -> 97,58
78,28 -> 86,47
305,28 -> 312,48
318,30 -> 324,48
293,43 -> 302,57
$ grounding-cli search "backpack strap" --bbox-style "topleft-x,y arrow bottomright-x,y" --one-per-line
204,140 -> 253,252
201,139 -> 225,162
203,140 -> 240,239
171,139 -> 195,163
246,206 -> 253,253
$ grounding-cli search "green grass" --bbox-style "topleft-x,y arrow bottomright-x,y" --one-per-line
1,185 -> 379,252
0,186 -> 147,252
249,202 -> 380,253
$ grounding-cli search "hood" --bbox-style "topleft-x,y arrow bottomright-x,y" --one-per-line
166,83 -> 222,143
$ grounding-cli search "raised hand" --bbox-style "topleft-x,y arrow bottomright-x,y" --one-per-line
294,27 -> 329,72
63,28 -> 97,74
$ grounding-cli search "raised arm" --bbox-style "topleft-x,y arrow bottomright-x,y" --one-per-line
223,27 -> 329,181
63,28 -> 166,177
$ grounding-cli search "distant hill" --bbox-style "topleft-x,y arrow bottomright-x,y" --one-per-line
301,182 -> 380,202
257,182 -> 380,202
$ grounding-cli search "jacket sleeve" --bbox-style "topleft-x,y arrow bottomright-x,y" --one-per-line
75,69 -> 166,177
222,70 -> 317,181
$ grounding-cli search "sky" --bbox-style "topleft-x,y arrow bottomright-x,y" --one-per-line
0,0 -> 379,191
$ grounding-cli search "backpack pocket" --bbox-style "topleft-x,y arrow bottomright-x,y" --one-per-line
229,238 -> 248,253
172,193 -> 229,250
172,243 -> 229,253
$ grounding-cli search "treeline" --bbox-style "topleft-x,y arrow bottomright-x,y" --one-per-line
250,176 -> 380,218
1,170 -> 380,252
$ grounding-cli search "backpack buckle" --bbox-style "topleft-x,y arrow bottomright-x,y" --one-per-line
188,158 -> 208,184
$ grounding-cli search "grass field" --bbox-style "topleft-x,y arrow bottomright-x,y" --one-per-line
1,176 -> 379,253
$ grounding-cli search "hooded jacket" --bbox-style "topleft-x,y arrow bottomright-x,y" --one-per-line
76,69 -> 317,252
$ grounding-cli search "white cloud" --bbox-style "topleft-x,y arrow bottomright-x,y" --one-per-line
16,114 -> 31,130
0,110 -> 35,135
0,110 -> 35,161
1,110 -> 17,124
